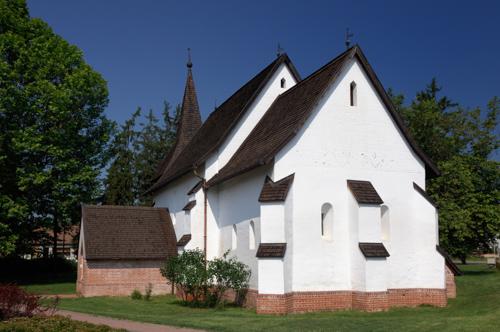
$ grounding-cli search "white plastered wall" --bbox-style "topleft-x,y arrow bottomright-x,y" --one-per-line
272,57 -> 442,292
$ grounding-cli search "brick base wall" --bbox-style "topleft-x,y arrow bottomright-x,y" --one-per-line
254,288 -> 447,314
445,266 -> 456,298
77,257 -> 172,297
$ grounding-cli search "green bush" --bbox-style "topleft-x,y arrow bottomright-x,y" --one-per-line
161,249 -> 207,304
161,249 -> 251,307
208,251 -> 251,308
0,315 -> 125,331
144,283 -> 152,301
130,289 -> 142,300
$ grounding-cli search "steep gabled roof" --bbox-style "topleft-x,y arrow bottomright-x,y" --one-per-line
82,205 -> 177,260
149,53 -> 301,193
207,46 -> 439,187
155,61 -> 202,180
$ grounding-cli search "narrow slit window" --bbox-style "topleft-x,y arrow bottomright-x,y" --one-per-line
321,203 -> 333,240
232,224 -> 237,250
280,77 -> 286,88
249,221 -> 256,250
350,81 -> 357,106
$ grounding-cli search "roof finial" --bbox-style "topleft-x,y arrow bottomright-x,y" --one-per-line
276,43 -> 284,58
345,28 -> 354,49
187,48 -> 192,68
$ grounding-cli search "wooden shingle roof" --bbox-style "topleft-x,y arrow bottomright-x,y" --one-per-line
347,180 -> 384,205
436,245 -> 462,276
256,243 -> 287,258
359,243 -> 390,258
182,200 -> 196,211
82,205 -> 177,260
176,234 -> 192,247
258,174 -> 294,202
149,54 -> 301,193
207,45 -> 439,187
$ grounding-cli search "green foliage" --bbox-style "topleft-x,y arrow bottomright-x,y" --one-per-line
208,251 -> 251,307
0,0 -> 114,255
162,249 -> 251,307
392,79 -> 499,261
161,249 -> 208,303
130,289 -> 142,300
104,103 -> 177,206
144,283 -> 152,301
0,315 -> 125,331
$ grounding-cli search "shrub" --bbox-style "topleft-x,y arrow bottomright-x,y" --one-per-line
0,284 -> 57,320
161,249 -> 251,307
161,249 -> 207,304
144,283 -> 152,301
0,315 -> 125,331
208,251 -> 251,308
130,289 -> 142,300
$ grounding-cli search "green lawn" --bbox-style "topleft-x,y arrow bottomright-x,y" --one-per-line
23,281 -> 76,295
57,265 -> 500,332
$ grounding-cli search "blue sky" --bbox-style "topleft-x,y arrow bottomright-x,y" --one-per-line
27,1 -> 499,125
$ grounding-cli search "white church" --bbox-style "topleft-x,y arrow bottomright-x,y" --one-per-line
78,45 -> 460,313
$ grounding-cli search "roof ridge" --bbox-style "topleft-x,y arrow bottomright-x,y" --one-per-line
271,46 -> 356,102
84,204 -> 163,211
194,54 -> 298,166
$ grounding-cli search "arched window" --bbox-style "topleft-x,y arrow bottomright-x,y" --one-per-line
350,81 -> 357,106
249,221 -> 256,250
381,205 -> 390,242
321,203 -> 333,240
280,77 -> 286,88
232,224 -> 237,250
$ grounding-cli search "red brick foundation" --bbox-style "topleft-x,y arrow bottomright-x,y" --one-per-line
254,288 -> 447,314
445,266 -> 456,298
77,257 -> 172,297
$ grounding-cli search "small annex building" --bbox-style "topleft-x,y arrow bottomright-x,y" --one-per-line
77,205 -> 177,296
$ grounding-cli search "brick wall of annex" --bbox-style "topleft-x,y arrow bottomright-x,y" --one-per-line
77,256 -> 172,297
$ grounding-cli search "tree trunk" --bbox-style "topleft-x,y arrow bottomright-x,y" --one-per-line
52,216 -> 59,258
460,254 -> 466,265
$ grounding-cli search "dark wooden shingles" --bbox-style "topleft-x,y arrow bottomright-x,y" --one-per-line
358,243 -> 390,258
258,174 -> 294,202
256,243 -> 287,258
413,182 -> 438,208
176,234 -> 192,247
82,205 -> 177,260
347,180 -> 383,205
187,180 -> 203,195
436,245 -> 462,276
182,200 -> 196,211
149,54 -> 300,193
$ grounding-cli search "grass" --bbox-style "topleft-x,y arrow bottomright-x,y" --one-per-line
22,281 -> 76,295
56,264 -> 500,332
0,315 -> 125,332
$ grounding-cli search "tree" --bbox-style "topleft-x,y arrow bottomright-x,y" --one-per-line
392,80 -> 499,262
0,0 -> 114,255
104,103 -> 177,206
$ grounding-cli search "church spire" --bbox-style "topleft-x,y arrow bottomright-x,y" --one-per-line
170,48 -> 202,163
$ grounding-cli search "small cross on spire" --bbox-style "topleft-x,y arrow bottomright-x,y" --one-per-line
276,43 -> 284,58
345,28 -> 354,49
187,48 -> 192,68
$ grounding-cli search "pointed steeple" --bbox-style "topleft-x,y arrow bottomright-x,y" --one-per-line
170,48 -> 202,162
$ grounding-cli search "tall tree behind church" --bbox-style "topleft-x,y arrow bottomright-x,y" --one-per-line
104,104 -> 178,205
391,81 -> 499,262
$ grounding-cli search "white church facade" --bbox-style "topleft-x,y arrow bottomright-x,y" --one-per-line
145,45 -> 460,313
77,45 -> 460,312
